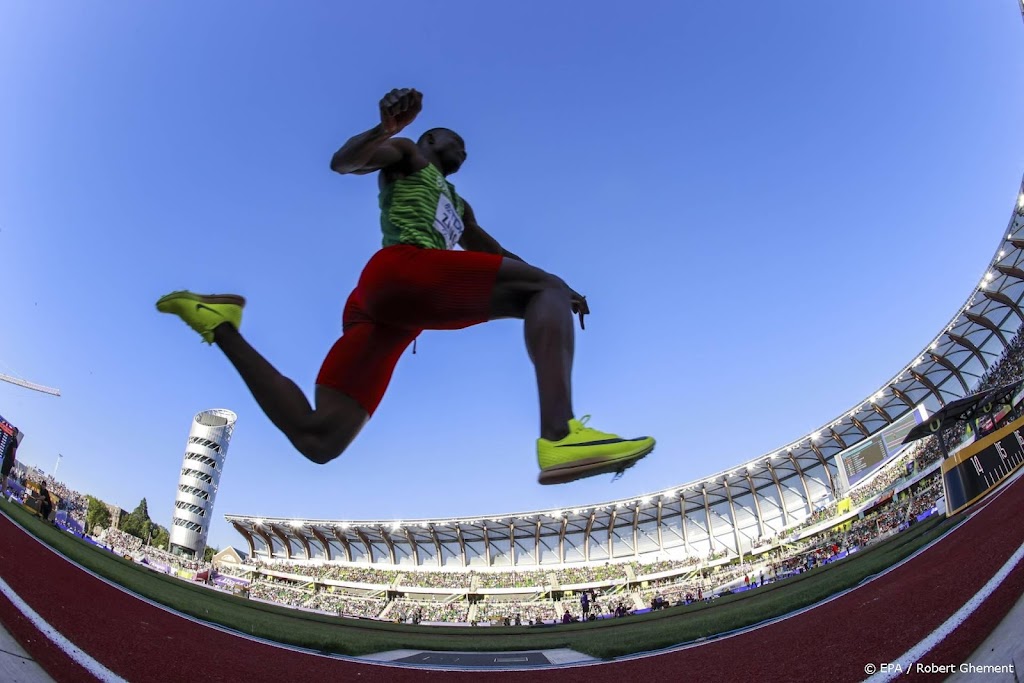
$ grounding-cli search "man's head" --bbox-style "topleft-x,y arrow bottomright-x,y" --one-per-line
417,127 -> 466,176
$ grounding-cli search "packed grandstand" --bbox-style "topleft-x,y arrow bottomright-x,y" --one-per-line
4,178 -> 1024,627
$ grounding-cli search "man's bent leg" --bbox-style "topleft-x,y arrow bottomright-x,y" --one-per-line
488,258 -> 656,485
489,258 -> 575,442
213,324 -> 369,464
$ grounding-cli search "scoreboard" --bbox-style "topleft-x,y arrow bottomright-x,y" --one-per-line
836,409 -> 925,491
838,436 -> 888,489
0,413 -> 21,478
941,412 -> 1024,516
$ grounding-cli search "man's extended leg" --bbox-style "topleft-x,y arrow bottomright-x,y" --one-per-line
155,291 -> 380,464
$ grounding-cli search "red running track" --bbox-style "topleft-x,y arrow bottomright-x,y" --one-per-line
1,474 -> 1022,683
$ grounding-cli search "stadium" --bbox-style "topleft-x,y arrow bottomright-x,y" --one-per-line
207,173 -> 1024,628
2,3 -> 1024,682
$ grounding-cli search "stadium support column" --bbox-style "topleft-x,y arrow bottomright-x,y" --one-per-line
559,517 -> 567,563
702,486 -> 717,554
332,527 -> 354,562
584,512 -> 596,562
454,524 -> 467,568
787,453 -> 813,516
679,491 -> 691,552
808,444 -> 836,497
403,528 -> 419,566
270,525 -> 293,559
230,522 -> 257,559
607,508 -> 617,559
428,525 -> 442,568
745,474 -> 766,540
724,484 -> 742,557
765,462 -> 791,528
379,528 -> 397,565
656,500 -> 664,553
253,525 -> 276,560
354,529 -> 374,563
310,527 -> 334,562
626,501 -> 634,561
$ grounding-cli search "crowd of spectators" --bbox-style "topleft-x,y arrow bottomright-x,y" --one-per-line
475,600 -> 557,624
248,579 -> 312,608
398,571 -> 472,589
302,591 -> 386,618
475,570 -> 547,589
557,563 -> 628,584
5,466 -> 88,527
97,527 -> 208,572
257,560 -> 397,585
630,556 -> 701,577
389,598 -> 469,623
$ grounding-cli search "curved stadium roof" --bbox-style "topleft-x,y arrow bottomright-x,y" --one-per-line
226,176 -> 1024,569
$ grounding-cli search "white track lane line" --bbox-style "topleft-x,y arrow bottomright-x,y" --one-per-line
0,574 -> 127,683
862,539 -> 1024,683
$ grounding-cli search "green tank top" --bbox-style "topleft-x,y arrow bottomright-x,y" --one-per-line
379,164 -> 465,250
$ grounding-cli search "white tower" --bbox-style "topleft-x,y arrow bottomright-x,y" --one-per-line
169,409 -> 237,559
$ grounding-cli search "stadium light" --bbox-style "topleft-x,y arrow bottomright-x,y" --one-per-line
254,518 -> 264,526
811,432 -> 821,442
1017,194 -> 1023,210
290,520 -> 304,528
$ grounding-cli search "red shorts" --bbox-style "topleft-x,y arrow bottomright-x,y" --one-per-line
316,244 -> 503,415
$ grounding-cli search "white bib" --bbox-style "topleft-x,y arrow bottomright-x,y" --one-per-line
434,193 -> 464,250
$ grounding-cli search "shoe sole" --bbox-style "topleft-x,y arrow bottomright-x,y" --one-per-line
156,292 -> 247,308
538,442 -> 655,486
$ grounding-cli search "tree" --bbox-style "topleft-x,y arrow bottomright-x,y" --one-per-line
85,496 -> 111,534
203,545 -> 219,563
151,525 -> 170,550
121,498 -> 153,541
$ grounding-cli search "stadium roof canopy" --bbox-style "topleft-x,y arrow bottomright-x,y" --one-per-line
227,176 -> 1024,569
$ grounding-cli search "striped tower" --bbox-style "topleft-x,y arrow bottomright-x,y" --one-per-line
169,409 -> 237,559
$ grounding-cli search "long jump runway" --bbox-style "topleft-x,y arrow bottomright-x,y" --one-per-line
1,474 -> 1023,683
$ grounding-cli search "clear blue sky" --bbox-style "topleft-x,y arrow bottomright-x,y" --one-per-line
2,2 -> 1023,552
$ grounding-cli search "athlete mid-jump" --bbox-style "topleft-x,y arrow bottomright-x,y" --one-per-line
157,88 -> 655,484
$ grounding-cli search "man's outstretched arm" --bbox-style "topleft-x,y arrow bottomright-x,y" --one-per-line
459,201 -> 590,328
458,201 -> 524,261
330,88 -> 423,175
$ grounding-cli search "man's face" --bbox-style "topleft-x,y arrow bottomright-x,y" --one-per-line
431,130 -> 467,175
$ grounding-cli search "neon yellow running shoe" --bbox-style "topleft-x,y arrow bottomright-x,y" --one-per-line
155,290 -> 245,344
537,416 -> 655,485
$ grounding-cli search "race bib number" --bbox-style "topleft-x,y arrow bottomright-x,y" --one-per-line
434,195 -> 464,250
